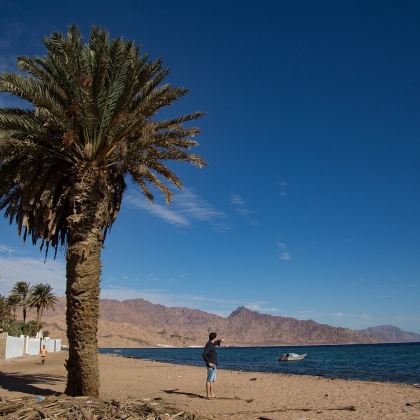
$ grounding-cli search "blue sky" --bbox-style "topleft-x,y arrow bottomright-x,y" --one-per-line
1,0 -> 420,333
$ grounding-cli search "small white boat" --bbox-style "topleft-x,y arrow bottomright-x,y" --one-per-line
278,352 -> 307,361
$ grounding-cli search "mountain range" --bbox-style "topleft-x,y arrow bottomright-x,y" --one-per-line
38,297 -> 420,347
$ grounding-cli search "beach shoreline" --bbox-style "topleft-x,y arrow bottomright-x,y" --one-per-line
101,351 -> 420,387
1,352 -> 420,419
99,341 -> 420,348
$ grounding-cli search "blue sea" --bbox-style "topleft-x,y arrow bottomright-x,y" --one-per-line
100,342 -> 420,385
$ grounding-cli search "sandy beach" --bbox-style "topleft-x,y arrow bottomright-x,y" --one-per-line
0,352 -> 419,419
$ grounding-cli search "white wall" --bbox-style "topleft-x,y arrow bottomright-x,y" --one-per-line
2,334 -> 61,360
55,339 -> 61,352
43,339 -> 55,352
5,335 -> 25,359
27,338 -> 41,355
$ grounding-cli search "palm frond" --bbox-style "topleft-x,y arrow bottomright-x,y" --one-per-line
0,25 -> 205,253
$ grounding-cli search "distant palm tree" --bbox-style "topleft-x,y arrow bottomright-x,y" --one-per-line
7,294 -> 20,322
0,295 -> 10,322
11,281 -> 30,323
28,283 -> 57,330
0,26 -> 205,396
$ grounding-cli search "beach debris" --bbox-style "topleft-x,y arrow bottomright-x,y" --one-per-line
224,404 -> 357,417
249,378 -> 257,381
0,395 -> 199,419
35,396 -> 45,402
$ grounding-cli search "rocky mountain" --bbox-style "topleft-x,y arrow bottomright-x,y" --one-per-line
359,325 -> 420,343
36,297 -> 401,347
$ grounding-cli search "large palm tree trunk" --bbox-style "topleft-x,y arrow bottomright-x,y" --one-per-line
64,166 -> 109,397
65,229 -> 102,396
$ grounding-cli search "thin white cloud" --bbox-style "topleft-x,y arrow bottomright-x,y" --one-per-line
393,315 -> 420,322
126,187 -> 227,229
101,286 -> 244,315
231,193 -> 258,225
245,301 -> 280,314
290,309 -> 373,327
280,251 -> 292,261
278,181 -> 288,197
0,244 -> 16,254
126,194 -> 190,227
0,254 -> 66,296
101,286 -> 283,317
231,193 -> 252,216
0,254 -> 244,315
328,312 -> 370,321
176,188 -> 224,221
277,242 -> 292,261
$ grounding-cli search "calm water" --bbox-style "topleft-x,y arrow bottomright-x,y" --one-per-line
99,342 -> 420,384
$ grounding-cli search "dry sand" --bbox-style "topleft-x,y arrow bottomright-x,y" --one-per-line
0,352 -> 419,419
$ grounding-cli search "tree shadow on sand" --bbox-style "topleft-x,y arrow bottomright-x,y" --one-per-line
162,389 -> 253,402
0,372 -> 64,396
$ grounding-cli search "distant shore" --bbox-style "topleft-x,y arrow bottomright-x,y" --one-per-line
1,352 -> 419,419
98,341 -> 420,349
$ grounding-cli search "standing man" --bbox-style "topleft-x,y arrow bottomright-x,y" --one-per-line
202,332 -> 222,399
40,344 -> 48,365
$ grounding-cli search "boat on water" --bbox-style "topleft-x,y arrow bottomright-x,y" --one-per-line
278,352 -> 307,361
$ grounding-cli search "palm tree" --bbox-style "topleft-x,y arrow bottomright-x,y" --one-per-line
11,281 -> 30,323
7,294 -> 20,322
0,295 -> 10,322
28,283 -> 57,330
0,26 -> 205,396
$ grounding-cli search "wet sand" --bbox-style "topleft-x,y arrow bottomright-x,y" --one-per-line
1,352 -> 419,419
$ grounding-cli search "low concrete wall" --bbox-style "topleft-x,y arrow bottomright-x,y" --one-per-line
27,337 -> 41,355
5,335 -> 25,359
43,338 -> 56,353
54,339 -> 62,352
0,333 -> 61,359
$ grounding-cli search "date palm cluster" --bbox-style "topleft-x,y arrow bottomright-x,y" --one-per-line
0,281 -> 57,330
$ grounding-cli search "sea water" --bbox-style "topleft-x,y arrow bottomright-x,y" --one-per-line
99,342 -> 420,384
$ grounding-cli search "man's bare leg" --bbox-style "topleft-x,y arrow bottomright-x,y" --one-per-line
210,381 -> 215,398
206,381 -> 212,399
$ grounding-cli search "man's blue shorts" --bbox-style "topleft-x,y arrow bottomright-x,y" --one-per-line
207,366 -> 217,382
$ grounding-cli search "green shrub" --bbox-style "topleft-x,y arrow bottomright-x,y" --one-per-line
23,320 -> 38,337
1,320 -> 23,336
1,320 -> 40,337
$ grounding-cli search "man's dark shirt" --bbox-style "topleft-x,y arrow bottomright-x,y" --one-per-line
202,341 -> 218,367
